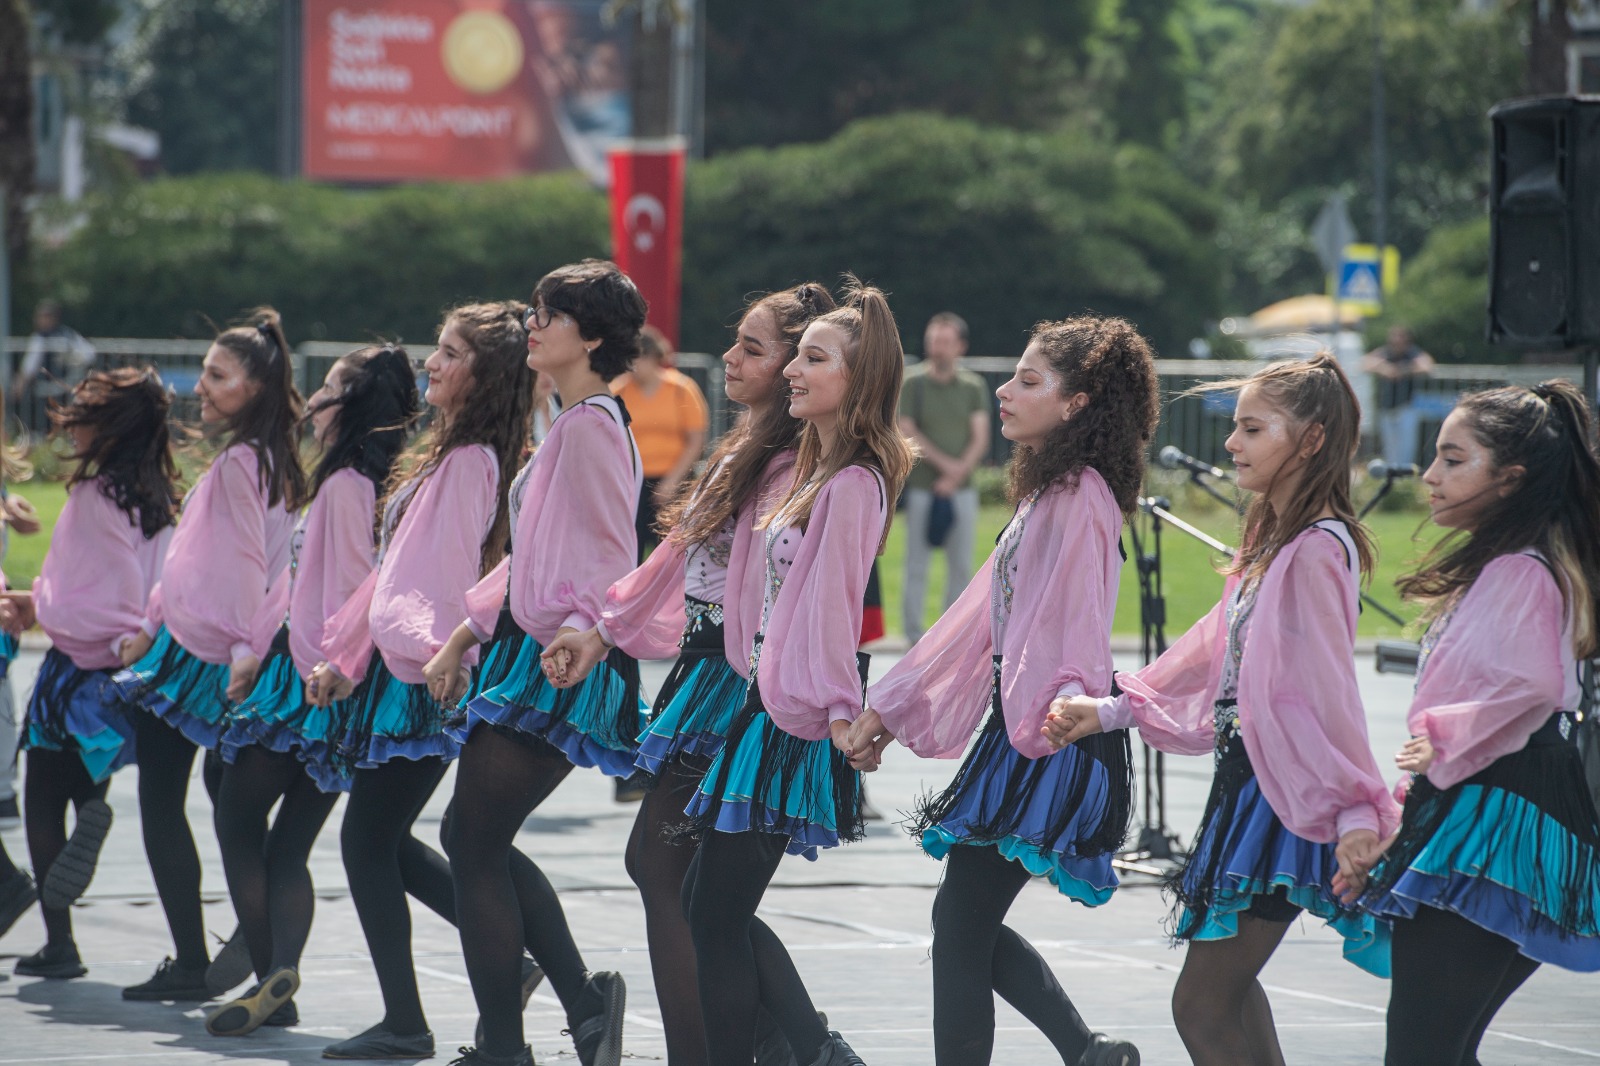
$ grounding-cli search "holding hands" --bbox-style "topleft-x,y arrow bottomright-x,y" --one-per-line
226,655 -> 260,703
307,661 -> 355,707
0,590 -> 35,636
539,627 -> 609,689
1395,735 -> 1435,774
118,629 -> 155,667
1041,694 -> 1103,749
842,708 -> 895,772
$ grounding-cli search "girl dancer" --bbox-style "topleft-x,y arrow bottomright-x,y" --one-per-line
423,260 -> 648,1066
117,310 -> 304,1001
307,304 -> 531,1060
1354,382 -> 1600,1065
856,317 -> 1155,1066
544,283 -> 835,1065
205,345 -> 420,1036
676,280 -> 913,1066
13,369 -> 178,981
1044,353 -> 1398,1066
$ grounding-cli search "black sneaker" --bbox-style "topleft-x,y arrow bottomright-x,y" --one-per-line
322,1021 -> 436,1060
122,957 -> 212,1001
263,998 -> 299,1027
807,1031 -> 866,1066
41,798 -> 113,910
205,926 -> 254,996
754,1010 -> 829,1066
565,971 -> 625,1066
476,954 -> 545,1045
15,942 -> 88,980
0,868 -> 36,939
447,1046 -> 533,1066
206,967 -> 300,1037
1078,1032 -> 1140,1066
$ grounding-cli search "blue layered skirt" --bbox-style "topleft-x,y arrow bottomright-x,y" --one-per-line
113,625 -> 233,749
0,630 -> 18,681
449,606 -> 646,778
218,627 -> 352,793
685,637 -> 869,861
1175,699 -> 1389,976
912,658 -> 1132,906
634,597 -> 747,778
23,647 -> 138,782
334,650 -> 461,771
1361,711 -> 1600,972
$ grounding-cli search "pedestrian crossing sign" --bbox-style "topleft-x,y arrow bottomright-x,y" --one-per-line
1333,244 -> 1400,316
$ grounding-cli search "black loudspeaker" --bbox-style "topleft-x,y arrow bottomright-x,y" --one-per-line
1488,96 -> 1600,348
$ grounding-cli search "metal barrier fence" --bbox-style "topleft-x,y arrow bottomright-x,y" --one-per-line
4,338 -> 1577,466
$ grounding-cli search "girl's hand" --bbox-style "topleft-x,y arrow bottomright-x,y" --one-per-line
845,708 -> 895,771
1332,828 -> 1382,903
120,630 -> 155,667
422,645 -> 469,706
227,655 -> 260,703
1042,695 -> 1103,749
540,628 -> 607,689
307,662 -> 353,708
1395,735 -> 1435,774
0,591 -> 34,635
3,494 -> 41,535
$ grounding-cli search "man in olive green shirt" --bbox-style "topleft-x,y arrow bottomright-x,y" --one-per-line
898,312 -> 991,645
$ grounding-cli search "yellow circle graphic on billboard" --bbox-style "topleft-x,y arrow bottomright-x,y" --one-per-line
442,11 -> 525,95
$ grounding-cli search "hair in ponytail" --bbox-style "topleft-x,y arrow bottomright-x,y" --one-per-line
212,306 -> 307,509
760,275 -> 915,552
307,344 -> 423,503
1006,316 -> 1159,513
1399,380 -> 1600,655
1191,352 -> 1375,581
662,282 -> 836,548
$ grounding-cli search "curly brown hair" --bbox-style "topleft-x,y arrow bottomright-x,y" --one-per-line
1005,316 -> 1160,514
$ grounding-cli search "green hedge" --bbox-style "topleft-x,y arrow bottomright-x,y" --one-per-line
32,114 -> 1226,358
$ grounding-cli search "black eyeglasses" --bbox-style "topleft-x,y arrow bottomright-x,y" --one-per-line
523,306 -> 571,331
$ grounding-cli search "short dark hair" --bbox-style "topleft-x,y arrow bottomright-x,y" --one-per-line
926,312 -> 969,344
532,259 -> 649,382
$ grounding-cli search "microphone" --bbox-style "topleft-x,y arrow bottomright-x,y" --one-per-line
1367,459 -> 1420,480
1159,445 -> 1231,481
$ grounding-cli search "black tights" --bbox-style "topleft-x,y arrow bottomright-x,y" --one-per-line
444,727 -> 594,1058
133,712 -> 222,969
1386,905 -> 1540,1066
930,844 -> 1093,1066
23,748 -> 109,948
683,828 -> 828,1066
623,761 -> 705,1066
1170,911 -> 1291,1066
214,746 -> 339,980
341,755 -> 456,1037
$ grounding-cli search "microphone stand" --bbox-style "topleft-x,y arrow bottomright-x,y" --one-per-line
1185,469 -> 1240,511
1115,495 -> 1233,877
1356,474 -> 1409,628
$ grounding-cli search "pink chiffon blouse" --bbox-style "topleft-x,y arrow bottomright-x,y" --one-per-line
462,397 -> 642,646
596,449 -> 797,674
1406,551 -> 1581,792
1098,523 -> 1400,843
752,464 -> 888,741
868,469 -> 1123,760
141,444 -> 295,665
321,444 -> 498,685
35,478 -> 170,671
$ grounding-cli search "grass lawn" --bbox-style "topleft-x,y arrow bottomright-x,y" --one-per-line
879,486 -> 1445,640
3,478 -> 67,590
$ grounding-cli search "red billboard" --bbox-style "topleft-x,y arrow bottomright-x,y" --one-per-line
302,1 -> 630,183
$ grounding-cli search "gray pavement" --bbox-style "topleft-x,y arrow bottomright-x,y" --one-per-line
0,648 -> 1596,1064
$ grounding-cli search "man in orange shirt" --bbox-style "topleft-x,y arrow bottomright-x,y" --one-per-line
613,326 -> 709,562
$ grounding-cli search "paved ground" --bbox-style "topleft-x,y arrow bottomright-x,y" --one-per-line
0,647 -> 1596,1064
